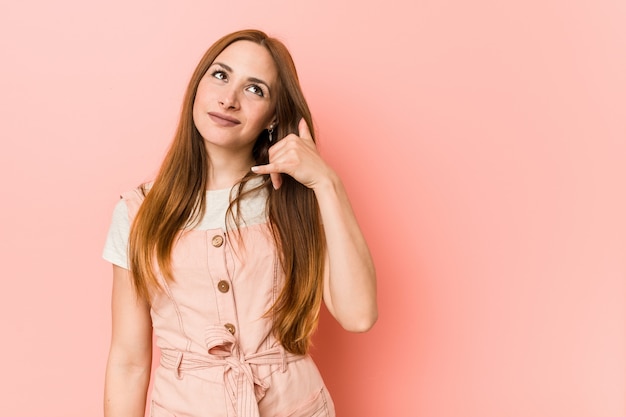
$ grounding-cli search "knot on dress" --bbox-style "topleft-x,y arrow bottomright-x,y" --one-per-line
160,326 -> 304,417
205,326 -> 270,417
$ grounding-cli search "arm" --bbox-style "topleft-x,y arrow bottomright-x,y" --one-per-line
104,265 -> 153,417
251,119 -> 378,332
313,172 -> 378,332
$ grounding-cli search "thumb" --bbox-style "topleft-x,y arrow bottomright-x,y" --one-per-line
298,118 -> 312,140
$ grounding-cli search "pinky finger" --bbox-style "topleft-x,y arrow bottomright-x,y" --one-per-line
270,172 -> 282,190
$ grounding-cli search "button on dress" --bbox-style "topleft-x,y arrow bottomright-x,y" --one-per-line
103,186 -> 335,417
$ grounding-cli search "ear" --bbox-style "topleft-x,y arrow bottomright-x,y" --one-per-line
267,118 -> 278,130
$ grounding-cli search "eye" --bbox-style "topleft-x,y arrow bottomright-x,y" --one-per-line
246,84 -> 265,97
211,70 -> 227,81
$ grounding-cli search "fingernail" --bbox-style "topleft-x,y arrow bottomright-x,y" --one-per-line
251,166 -> 259,173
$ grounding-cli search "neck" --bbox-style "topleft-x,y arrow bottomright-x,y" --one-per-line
205,146 -> 255,190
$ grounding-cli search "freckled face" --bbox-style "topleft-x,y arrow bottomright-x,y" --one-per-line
192,41 -> 278,153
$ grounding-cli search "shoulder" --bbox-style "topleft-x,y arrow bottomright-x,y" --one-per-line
103,189 -> 142,268
119,183 -> 152,219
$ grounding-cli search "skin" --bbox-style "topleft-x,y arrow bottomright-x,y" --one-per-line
192,40 -> 278,190
252,119 -> 378,331
104,266 -> 152,417
104,40 -> 377,417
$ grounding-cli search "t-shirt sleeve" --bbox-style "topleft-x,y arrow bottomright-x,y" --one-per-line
102,198 -> 130,269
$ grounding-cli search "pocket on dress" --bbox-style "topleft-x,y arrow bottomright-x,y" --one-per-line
283,387 -> 335,417
310,401 -> 330,417
151,401 -> 176,417
309,388 -> 332,417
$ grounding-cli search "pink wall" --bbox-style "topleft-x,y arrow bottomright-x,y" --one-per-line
1,0 -> 624,416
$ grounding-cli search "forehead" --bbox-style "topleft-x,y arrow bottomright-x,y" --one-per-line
212,40 -> 278,84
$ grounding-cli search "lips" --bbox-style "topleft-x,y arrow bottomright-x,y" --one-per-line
208,112 -> 241,127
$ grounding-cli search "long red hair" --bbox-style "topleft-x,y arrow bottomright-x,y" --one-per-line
128,29 -> 325,355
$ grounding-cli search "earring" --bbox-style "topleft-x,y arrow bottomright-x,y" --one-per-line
268,127 -> 274,142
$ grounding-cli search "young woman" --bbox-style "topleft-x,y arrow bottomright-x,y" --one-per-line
103,29 -> 377,417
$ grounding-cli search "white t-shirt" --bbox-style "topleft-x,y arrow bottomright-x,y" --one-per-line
102,185 -> 267,269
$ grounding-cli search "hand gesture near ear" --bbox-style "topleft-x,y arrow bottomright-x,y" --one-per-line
254,117 -> 377,333
251,118 -> 332,190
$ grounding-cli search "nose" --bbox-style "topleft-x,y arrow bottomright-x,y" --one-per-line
219,85 -> 239,110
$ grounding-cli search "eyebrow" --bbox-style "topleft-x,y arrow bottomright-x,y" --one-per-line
211,62 -> 272,92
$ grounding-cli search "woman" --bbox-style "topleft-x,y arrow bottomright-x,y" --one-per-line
103,29 -> 377,417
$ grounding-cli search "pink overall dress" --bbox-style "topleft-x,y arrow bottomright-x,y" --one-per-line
121,188 -> 335,417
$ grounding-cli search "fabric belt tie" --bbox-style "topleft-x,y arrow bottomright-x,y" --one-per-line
160,327 -> 303,417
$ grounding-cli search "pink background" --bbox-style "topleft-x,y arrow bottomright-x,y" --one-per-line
1,0 -> 624,416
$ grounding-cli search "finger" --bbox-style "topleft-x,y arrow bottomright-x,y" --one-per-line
251,164 -> 273,175
270,172 -> 282,190
298,118 -> 312,140
250,165 -> 283,189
